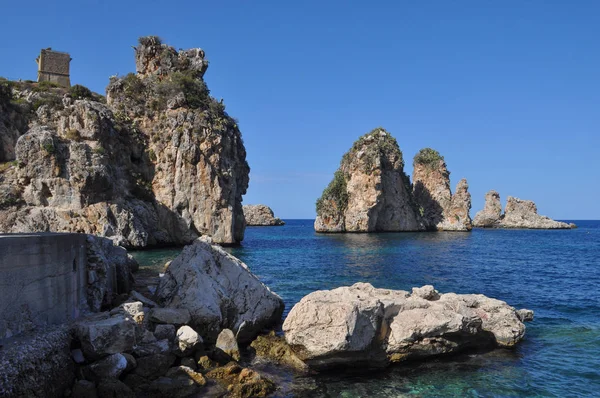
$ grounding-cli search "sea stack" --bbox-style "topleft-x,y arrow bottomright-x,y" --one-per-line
412,148 -> 472,231
243,204 -> 285,226
473,190 -> 573,229
0,36 -> 249,247
314,128 -> 422,232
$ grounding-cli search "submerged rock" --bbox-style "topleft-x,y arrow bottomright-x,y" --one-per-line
314,128 -> 422,232
412,148 -> 472,231
243,204 -> 285,226
155,237 -> 284,343
283,283 -> 532,370
473,191 -> 573,229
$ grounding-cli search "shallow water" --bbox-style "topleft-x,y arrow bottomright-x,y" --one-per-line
131,220 -> 600,397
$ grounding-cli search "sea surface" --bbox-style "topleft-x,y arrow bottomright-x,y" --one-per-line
131,220 -> 600,397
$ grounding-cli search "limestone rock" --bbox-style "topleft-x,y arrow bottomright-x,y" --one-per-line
85,353 -> 128,380
165,365 -> 206,386
176,325 -> 202,355
96,379 -> 134,398
144,376 -> 199,398
0,36 -> 249,247
149,308 -> 191,325
283,283 -> 532,369
412,148 -> 472,231
205,362 -> 275,398
473,190 -> 502,227
249,333 -> 308,372
71,380 -> 97,398
155,237 -> 284,343
473,191 -> 572,229
74,314 -> 136,360
243,204 -> 284,226
215,329 -> 241,362
315,128 -> 422,233
133,353 -> 177,379
154,324 -> 176,341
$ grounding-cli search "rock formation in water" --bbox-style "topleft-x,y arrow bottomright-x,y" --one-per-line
243,204 -> 284,226
412,148 -> 472,231
472,190 -> 502,227
0,36 -> 249,247
155,236 -> 285,343
282,282 -> 533,369
473,190 -> 573,229
314,128 -> 423,232
314,129 -> 473,233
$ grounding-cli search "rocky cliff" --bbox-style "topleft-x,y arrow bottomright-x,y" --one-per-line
473,190 -> 573,229
314,128 -> 422,232
412,148 -> 472,231
243,204 -> 284,226
0,36 -> 249,247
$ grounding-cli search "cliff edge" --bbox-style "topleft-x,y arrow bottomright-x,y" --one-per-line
0,36 -> 249,247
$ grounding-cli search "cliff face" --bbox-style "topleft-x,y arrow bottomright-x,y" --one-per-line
314,128 -> 422,232
0,37 -> 249,247
412,148 -> 472,231
473,191 -> 572,229
243,204 -> 284,226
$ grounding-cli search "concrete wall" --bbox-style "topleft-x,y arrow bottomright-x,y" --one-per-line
0,233 -> 88,339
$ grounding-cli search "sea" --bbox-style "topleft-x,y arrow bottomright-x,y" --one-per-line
131,220 -> 600,397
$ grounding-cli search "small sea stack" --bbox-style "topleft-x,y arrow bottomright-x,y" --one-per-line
243,204 -> 284,226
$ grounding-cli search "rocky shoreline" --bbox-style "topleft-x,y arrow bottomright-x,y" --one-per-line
243,204 -> 284,226
0,235 -> 534,397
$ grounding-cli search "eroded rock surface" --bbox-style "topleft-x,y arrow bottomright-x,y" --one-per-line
283,283 -> 532,369
243,204 -> 284,226
315,128 -> 422,232
155,237 -> 284,343
412,148 -> 472,231
473,191 -> 573,229
0,36 -> 249,246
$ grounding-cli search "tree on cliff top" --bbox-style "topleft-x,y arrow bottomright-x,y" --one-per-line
413,148 -> 444,169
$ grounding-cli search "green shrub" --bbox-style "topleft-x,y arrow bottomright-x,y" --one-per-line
70,84 -> 94,100
0,78 -> 13,103
413,148 -> 444,168
36,81 -> 61,91
65,129 -> 81,141
316,170 -> 348,215
93,146 -> 105,155
122,73 -> 146,102
42,142 -> 56,154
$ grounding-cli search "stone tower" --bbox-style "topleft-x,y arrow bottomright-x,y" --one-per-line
36,48 -> 71,87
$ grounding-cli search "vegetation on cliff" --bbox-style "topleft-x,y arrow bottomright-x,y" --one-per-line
316,170 -> 348,215
413,148 -> 444,169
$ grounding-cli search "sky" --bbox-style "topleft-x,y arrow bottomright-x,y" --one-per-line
1,1 -> 599,219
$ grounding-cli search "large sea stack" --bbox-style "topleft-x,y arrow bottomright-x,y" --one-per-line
473,190 -> 573,229
314,128 -> 422,232
0,36 -> 249,247
412,148 -> 472,231
314,128 -> 472,233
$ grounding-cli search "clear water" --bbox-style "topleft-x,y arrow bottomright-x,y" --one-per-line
131,220 -> 600,397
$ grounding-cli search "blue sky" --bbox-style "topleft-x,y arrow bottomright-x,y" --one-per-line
2,1 -> 599,219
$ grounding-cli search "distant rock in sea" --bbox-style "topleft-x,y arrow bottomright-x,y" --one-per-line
243,204 -> 284,226
0,36 -> 249,247
314,128 -> 472,233
283,282 -> 533,370
473,190 -> 573,229
412,148 -> 472,231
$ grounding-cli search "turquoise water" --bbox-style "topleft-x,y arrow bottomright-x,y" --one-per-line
131,220 -> 600,397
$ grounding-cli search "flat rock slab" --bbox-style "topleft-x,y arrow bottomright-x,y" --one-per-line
149,308 -> 191,325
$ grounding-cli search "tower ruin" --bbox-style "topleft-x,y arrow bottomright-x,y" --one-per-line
36,48 -> 71,87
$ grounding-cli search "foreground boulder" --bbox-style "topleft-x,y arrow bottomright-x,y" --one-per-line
314,128 -> 422,232
473,191 -> 573,229
283,283 -> 532,369
243,204 -> 284,226
155,237 -> 285,343
412,148 -> 472,231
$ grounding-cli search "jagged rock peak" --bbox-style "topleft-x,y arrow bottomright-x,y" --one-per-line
412,148 -> 472,231
134,36 -> 208,79
472,190 -> 502,227
243,204 -> 285,226
314,128 -> 422,233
